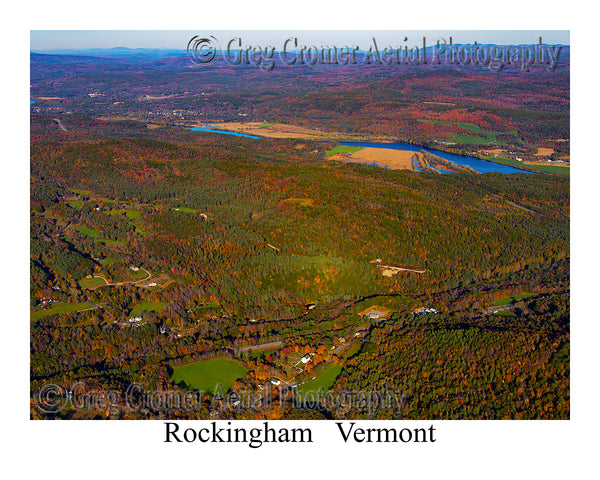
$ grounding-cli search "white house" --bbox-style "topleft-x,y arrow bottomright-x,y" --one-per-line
367,310 -> 385,319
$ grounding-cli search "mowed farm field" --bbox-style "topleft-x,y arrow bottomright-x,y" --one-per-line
202,122 -> 327,140
298,364 -> 343,396
129,301 -> 167,317
31,302 -> 96,321
171,357 -> 248,392
330,147 -> 419,170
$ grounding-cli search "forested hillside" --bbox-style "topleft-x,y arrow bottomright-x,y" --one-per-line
30,114 -> 569,419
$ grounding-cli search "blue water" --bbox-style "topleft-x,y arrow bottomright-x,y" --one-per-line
340,141 -> 529,174
30,98 -> 35,104
189,126 -> 260,139
186,126 -> 528,174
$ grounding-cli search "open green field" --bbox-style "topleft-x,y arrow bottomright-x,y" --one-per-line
418,119 -> 508,145
480,155 -> 527,168
494,310 -> 516,317
79,277 -> 107,289
107,208 -> 141,220
492,293 -> 535,306
524,164 -> 570,175
134,225 -> 149,236
68,188 -> 91,195
342,342 -> 362,359
194,302 -> 220,312
171,357 -> 248,392
326,145 -> 365,156
298,364 -> 343,395
74,226 -> 126,244
74,225 -> 100,238
98,238 -> 126,245
259,123 -> 275,127
450,134 -> 500,145
67,201 -> 83,209
31,302 -> 96,321
100,257 -> 120,266
125,268 -> 149,281
129,301 -> 168,317
482,155 -> 569,175
282,197 -> 315,207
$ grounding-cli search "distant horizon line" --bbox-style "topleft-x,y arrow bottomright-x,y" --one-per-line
31,41 -> 572,53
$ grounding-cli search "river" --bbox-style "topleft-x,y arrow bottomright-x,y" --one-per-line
340,141 -> 529,174
187,126 -> 530,174
189,126 -> 260,139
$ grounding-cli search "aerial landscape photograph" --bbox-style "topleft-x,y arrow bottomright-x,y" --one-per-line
29,29 -> 570,422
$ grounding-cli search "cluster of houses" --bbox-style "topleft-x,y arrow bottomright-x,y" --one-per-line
36,298 -> 57,308
412,307 -> 438,315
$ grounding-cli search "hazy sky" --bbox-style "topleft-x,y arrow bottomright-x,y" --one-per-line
31,30 -> 569,50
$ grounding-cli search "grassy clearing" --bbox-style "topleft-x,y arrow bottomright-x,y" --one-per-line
175,207 -> 199,213
481,155 -> 526,168
129,301 -> 168,317
100,257 -> 120,266
74,225 -> 100,238
342,342 -> 362,359
418,119 -> 508,145
326,145 -> 365,156
97,238 -> 126,246
171,357 -> 248,392
74,226 -> 126,244
67,201 -> 83,209
135,225 -> 149,236
31,302 -> 96,321
194,302 -> 220,312
68,189 -> 91,195
494,310 -> 516,317
482,155 -> 569,175
281,198 -> 314,207
298,364 -> 343,395
127,268 -> 149,281
107,209 -> 141,220
451,134 -> 498,145
259,123 -> 275,127
524,164 -> 570,175
492,293 -> 535,306
79,277 -> 107,289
